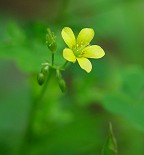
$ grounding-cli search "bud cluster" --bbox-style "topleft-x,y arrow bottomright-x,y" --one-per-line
37,28 -> 68,93
37,65 -> 49,86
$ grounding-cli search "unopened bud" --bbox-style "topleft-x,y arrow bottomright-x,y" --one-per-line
46,28 -> 57,52
58,79 -> 66,93
41,65 -> 49,75
37,72 -> 45,86
56,70 -> 66,93
56,69 -> 62,79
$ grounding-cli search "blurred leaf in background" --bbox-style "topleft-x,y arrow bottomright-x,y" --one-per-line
0,0 -> 144,155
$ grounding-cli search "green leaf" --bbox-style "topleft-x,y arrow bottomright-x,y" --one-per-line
0,20 -> 65,73
102,66 -> 144,130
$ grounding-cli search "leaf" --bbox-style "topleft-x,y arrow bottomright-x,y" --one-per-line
0,20 -> 65,73
102,66 -> 144,130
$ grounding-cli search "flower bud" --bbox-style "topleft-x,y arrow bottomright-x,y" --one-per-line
56,70 -> 67,93
58,79 -> 66,93
37,72 -> 45,86
41,65 -> 49,75
46,28 -> 57,52
56,69 -> 62,79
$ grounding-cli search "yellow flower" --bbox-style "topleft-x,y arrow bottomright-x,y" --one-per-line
61,27 -> 105,73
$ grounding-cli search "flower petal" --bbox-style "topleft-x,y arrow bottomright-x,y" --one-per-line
77,28 -> 94,46
63,48 -> 76,62
61,27 -> 76,49
77,57 -> 92,73
83,45 -> 105,59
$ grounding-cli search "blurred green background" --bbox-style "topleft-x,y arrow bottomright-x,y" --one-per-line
0,0 -> 144,155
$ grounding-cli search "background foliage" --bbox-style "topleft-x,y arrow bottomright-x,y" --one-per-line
0,0 -> 144,155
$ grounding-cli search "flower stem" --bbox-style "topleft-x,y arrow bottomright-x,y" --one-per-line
19,69 -> 54,154
52,53 -> 54,66
61,61 -> 70,69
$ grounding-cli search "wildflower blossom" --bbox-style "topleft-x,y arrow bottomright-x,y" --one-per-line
61,27 -> 105,73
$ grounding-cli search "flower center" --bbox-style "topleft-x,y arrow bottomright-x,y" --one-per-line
73,42 -> 88,57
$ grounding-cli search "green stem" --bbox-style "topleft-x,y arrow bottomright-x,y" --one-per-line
19,69 -> 54,154
62,61 -> 69,69
58,61 -> 70,70
52,53 -> 54,66
48,61 -> 70,71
